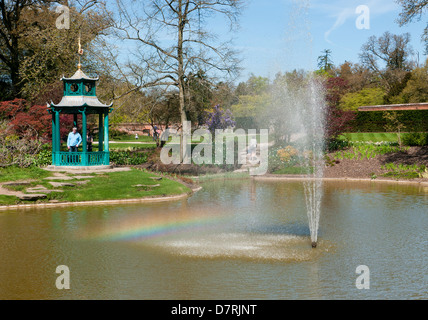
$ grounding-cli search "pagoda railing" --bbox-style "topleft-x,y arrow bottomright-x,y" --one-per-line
53,151 -> 109,166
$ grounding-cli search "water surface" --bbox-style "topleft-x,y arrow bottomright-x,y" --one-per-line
0,179 -> 426,299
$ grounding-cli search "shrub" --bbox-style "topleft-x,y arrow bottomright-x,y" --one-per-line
0,127 -> 43,168
327,138 -> 350,151
33,145 -> 52,167
110,151 -> 149,165
402,132 -> 428,146
0,99 -> 73,142
381,163 -> 426,180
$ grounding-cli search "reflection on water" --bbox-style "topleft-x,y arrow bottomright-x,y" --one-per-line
0,179 -> 426,299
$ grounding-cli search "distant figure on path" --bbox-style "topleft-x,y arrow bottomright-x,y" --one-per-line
135,133 -> 139,140
160,126 -> 170,148
67,127 -> 82,152
153,125 -> 159,141
87,130 -> 94,152
249,137 -> 257,161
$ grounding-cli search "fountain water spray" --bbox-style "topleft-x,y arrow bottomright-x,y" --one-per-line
301,78 -> 326,248
270,76 -> 326,248
273,0 -> 326,248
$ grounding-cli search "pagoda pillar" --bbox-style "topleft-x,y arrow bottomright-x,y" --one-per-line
99,113 -> 104,152
104,111 -> 109,152
51,111 -> 56,164
104,111 -> 109,165
55,111 -> 61,165
81,109 -> 88,165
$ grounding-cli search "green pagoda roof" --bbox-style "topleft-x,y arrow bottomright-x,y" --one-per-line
60,69 -> 99,81
49,95 -> 113,108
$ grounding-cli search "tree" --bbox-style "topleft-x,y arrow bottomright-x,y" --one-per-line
231,74 -> 270,123
231,93 -> 270,118
317,49 -> 334,73
185,70 -> 213,126
0,0 -> 110,100
396,0 -> 428,53
383,71 -> 412,104
0,0 -> 53,97
383,111 -> 406,148
111,0 -> 243,162
360,31 -> 414,90
211,81 -> 238,110
399,61 -> 428,103
324,77 -> 356,141
111,87 -> 181,134
340,87 -> 386,111
336,61 -> 374,93
19,1 -> 110,100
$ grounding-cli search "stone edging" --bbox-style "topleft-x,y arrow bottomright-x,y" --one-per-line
0,193 -> 192,211
253,175 -> 428,186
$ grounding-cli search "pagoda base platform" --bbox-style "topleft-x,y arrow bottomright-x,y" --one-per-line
45,165 -> 113,172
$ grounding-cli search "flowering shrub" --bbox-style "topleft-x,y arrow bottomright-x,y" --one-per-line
205,105 -> 235,134
277,146 -> 299,163
269,145 -> 307,173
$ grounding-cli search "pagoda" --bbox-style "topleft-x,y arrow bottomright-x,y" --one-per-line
47,37 -> 113,167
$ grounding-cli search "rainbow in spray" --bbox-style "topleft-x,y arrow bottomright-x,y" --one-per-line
76,208 -> 230,242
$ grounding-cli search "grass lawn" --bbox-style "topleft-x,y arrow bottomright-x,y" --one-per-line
0,167 -> 191,206
60,142 -> 157,151
340,132 -> 398,143
54,170 -> 190,203
0,166 -> 51,183
111,134 -> 155,143
108,143 -> 157,150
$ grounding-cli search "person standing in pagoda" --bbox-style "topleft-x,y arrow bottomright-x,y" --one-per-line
67,127 -> 82,152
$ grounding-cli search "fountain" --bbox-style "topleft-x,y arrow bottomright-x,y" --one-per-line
269,75 -> 326,248
302,78 -> 326,248
267,0 -> 326,248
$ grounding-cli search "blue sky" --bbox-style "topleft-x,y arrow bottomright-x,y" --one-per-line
232,0 -> 427,81
107,0 -> 427,83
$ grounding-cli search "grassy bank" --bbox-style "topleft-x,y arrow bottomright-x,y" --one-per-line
340,132 -> 398,143
0,167 -> 191,206
0,166 -> 51,183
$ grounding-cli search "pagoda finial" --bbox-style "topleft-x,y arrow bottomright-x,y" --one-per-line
77,31 -> 84,70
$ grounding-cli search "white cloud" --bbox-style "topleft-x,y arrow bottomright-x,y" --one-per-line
314,0 -> 399,45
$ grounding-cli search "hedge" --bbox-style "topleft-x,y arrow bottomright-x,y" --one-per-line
349,111 -> 428,132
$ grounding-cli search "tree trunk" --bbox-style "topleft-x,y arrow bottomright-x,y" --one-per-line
178,0 -> 188,163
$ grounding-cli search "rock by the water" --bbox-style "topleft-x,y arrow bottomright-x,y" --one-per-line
150,177 -> 163,181
49,182 -> 76,188
133,184 -> 161,188
3,182 -> 31,187
44,177 -> 74,181
74,180 -> 90,186
18,194 -> 47,201
27,187 -> 63,194
72,176 -> 94,180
